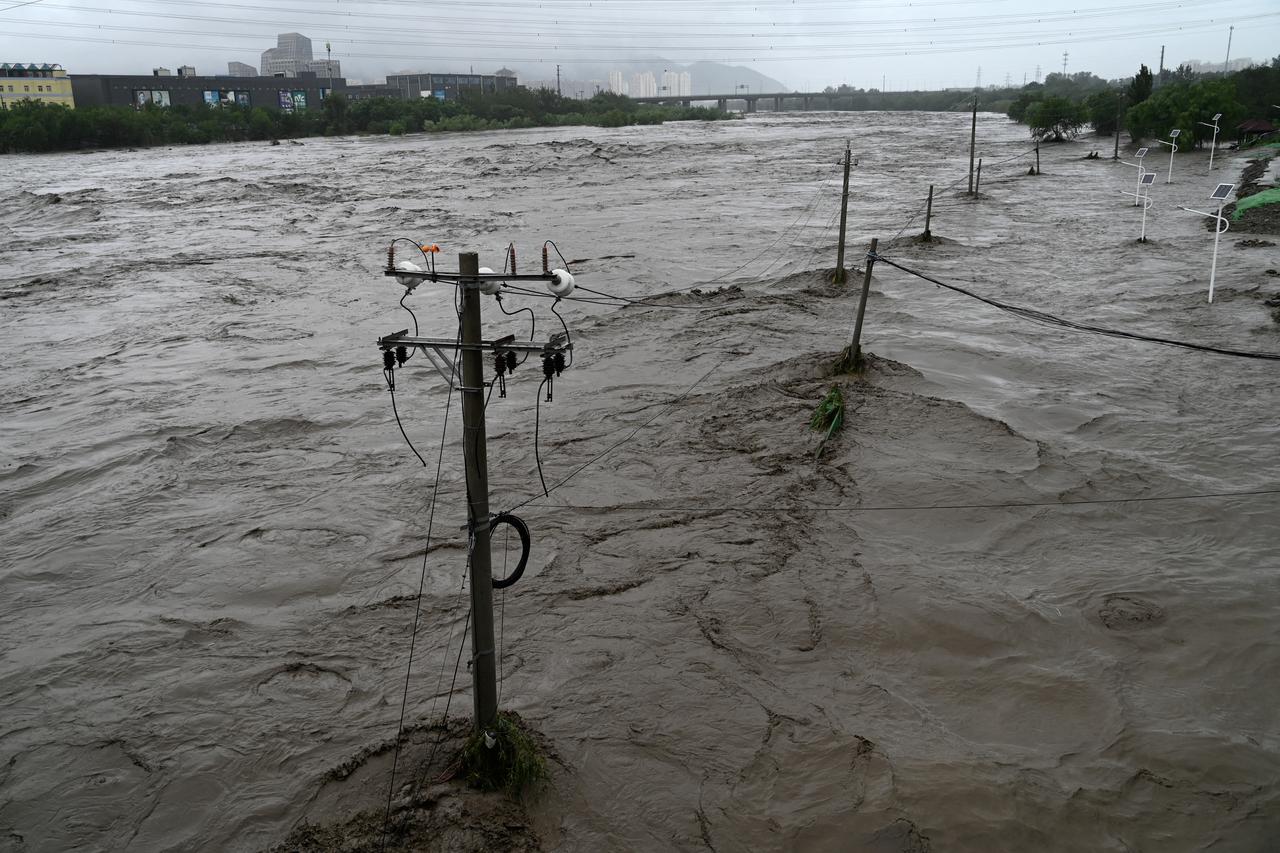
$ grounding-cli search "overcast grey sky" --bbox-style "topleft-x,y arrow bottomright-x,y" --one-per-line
1,0 -> 1277,90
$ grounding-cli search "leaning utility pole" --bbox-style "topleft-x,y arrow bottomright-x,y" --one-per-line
833,142 -> 852,283
556,65 -> 562,96
968,98 -> 978,196
848,238 -> 879,370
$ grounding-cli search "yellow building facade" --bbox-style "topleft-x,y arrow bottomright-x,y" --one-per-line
0,63 -> 75,109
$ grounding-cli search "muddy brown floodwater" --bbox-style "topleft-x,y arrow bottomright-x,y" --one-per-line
2,112 -> 1279,852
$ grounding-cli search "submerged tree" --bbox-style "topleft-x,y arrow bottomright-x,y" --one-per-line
1027,96 -> 1088,141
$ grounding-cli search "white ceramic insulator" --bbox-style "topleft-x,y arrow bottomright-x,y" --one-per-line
395,260 -> 422,288
477,266 -> 503,295
548,269 -> 576,298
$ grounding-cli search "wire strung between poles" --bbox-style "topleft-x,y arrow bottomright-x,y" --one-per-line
873,254 -> 1280,361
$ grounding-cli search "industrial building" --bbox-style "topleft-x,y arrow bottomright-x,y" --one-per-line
0,63 -> 75,110
70,71 -> 341,111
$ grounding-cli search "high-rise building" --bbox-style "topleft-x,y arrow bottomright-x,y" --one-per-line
177,65 -> 197,77
660,70 -> 679,96
261,32 -> 315,77
631,71 -> 657,97
227,61 -> 257,77
608,70 -> 627,95
278,33 -> 313,62
679,72 -> 692,96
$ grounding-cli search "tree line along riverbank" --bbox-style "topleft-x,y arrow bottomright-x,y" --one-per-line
0,89 -> 732,154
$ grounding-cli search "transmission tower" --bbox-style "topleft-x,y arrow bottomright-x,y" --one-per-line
1062,51 -> 1069,76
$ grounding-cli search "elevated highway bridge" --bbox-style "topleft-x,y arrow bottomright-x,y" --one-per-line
630,91 -> 844,113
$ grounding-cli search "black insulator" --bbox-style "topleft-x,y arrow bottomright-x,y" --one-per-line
552,352 -> 566,377
395,345 -> 409,367
386,243 -> 396,273
494,352 -> 507,377
504,351 -> 518,373
542,354 -> 555,379
383,350 -> 396,371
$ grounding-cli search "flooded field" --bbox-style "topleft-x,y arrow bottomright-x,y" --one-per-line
1,112 -> 1278,851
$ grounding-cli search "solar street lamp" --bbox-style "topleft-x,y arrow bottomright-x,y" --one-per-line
1122,171 -> 1158,242
1122,147 -> 1149,206
1154,129 -> 1180,183
1179,183 -> 1234,303
1197,113 -> 1222,171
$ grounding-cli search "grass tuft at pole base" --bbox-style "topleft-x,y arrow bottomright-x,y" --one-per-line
461,711 -> 549,797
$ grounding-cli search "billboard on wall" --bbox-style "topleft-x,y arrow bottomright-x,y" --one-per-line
290,90 -> 307,111
278,90 -> 294,112
135,90 -> 172,108
434,90 -> 446,101
203,90 -> 249,107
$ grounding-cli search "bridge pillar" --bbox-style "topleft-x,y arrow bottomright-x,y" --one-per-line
717,99 -> 727,111
773,96 -> 783,112
746,97 -> 757,113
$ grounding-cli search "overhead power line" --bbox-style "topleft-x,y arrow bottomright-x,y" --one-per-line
527,487 -> 1280,514
872,255 -> 1280,361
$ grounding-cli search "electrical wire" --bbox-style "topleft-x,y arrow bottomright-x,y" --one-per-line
384,374 -> 428,468
873,255 -> 1280,361
550,299 -> 574,368
377,325 -> 461,851
534,378 -> 550,497
495,295 -> 536,364
0,0 -> 50,12
522,487 -> 1280,514
506,361 -> 723,514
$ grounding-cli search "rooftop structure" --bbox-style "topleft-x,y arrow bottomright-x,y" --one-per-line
1,63 -> 74,109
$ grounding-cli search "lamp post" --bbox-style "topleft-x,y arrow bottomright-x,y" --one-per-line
1122,171 -> 1158,243
1123,147 -> 1149,206
1197,113 -> 1222,170
1180,183 -> 1235,303
1154,128 -> 1180,183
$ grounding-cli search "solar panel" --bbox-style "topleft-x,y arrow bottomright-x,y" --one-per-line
1169,129 -> 1181,138
1209,183 -> 1234,200
1140,172 -> 1157,185
1135,147 -> 1149,157
1212,113 -> 1222,121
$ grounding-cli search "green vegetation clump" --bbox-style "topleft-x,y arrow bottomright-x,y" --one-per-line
810,386 -> 845,457
460,712 -> 548,797
1233,188 -> 1280,221
0,88 -> 735,154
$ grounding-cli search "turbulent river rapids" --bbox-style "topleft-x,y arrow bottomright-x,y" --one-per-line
2,112 -> 1278,851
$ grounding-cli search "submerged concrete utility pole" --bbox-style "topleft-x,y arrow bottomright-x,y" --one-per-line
968,98 -> 978,196
378,250 -> 575,737
458,251 -> 499,732
833,141 -> 852,283
922,185 -> 934,241
849,238 -> 879,369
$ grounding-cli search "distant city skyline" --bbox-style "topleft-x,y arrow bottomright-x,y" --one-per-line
1,0 -> 1276,91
